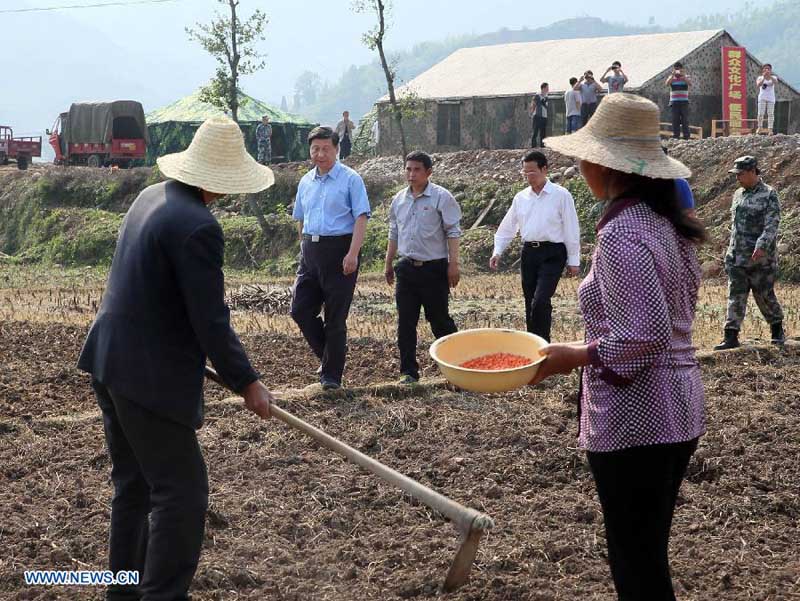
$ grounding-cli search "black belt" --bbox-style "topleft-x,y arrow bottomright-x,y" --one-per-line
403,257 -> 447,267
523,240 -> 564,248
302,234 -> 352,242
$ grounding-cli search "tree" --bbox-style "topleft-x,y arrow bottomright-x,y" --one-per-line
352,0 -> 407,157
187,1 -> 270,233
294,71 -> 323,107
186,0 -> 268,123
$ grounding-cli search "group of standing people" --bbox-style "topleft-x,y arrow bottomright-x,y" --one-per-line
254,110 -> 359,166
76,84 -> 787,601
534,60 -> 781,146
531,62 -> 629,146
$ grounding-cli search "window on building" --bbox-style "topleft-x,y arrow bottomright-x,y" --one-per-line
437,102 -> 461,146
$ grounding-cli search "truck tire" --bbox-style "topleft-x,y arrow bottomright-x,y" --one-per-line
0,153 -> 8,165
17,155 -> 29,170
87,154 -> 103,168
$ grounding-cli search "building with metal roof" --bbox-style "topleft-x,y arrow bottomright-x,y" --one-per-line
374,30 -> 800,153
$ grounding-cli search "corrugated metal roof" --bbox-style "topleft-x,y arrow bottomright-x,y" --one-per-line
389,30 -> 723,100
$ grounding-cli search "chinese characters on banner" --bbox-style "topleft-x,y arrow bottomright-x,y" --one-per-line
722,46 -> 748,135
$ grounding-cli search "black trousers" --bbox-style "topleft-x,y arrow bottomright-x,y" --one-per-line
530,116 -> 547,147
671,103 -> 690,139
395,258 -> 457,379
340,135 -> 352,159
587,438 -> 699,601
581,101 -> 598,125
93,379 -> 208,601
291,236 -> 359,385
520,242 -> 566,342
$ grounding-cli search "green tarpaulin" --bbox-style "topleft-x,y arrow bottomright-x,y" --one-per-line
65,101 -> 149,145
146,90 -> 317,164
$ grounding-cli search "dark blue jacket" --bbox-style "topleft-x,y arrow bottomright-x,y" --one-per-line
78,180 -> 258,428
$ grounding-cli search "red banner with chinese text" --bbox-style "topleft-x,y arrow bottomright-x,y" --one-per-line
722,46 -> 747,134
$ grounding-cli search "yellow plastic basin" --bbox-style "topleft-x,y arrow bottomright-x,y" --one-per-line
429,328 -> 547,393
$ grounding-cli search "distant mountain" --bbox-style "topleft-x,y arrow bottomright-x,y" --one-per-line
298,4 -> 799,126
676,0 -> 800,88
299,17 -> 656,126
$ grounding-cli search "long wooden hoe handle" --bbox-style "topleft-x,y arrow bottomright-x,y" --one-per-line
205,367 -> 494,536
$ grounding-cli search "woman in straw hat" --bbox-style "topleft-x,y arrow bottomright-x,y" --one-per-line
79,115 -> 276,600
530,93 -> 707,600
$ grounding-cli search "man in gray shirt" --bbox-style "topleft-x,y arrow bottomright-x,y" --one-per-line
601,61 -> 628,94
385,151 -> 462,384
574,70 -> 604,124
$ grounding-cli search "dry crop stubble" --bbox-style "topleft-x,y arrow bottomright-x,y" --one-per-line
1,264 -> 800,599
2,266 -> 796,349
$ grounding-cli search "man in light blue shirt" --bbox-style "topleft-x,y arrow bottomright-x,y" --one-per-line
291,126 -> 371,390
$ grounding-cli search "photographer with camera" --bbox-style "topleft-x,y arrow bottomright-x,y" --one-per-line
756,64 -> 778,134
574,70 -> 603,126
666,62 -> 691,139
600,61 -> 628,94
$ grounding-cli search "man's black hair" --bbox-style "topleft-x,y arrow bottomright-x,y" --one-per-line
674,61 -> 683,69
763,63 -> 772,69
612,61 -> 621,67
405,150 -> 433,170
540,82 -> 548,90
522,150 -> 548,169
569,77 -> 578,86
308,126 -> 339,146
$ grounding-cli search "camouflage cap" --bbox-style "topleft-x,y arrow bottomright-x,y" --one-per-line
728,155 -> 758,173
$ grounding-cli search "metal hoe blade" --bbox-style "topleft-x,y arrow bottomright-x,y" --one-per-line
205,366 -> 494,591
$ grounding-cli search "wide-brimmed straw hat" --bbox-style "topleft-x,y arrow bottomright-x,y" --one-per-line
545,93 -> 691,180
157,115 -> 275,194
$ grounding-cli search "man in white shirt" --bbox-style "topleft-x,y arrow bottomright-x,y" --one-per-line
490,150 -> 581,341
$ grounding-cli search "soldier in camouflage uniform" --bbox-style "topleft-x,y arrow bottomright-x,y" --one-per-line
255,115 -> 272,165
714,156 -> 785,350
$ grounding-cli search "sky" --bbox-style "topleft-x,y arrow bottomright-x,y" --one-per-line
3,0 -> 750,151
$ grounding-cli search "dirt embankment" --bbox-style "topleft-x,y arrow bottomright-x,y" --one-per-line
2,135 -> 799,276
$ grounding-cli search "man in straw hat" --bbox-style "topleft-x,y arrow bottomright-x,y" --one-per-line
530,93 -> 707,600
78,115 -> 276,600
291,126 -> 371,390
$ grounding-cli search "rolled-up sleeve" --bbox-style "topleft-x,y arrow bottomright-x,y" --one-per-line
349,174 -> 371,219
589,231 -> 670,385
292,180 -> 305,222
440,190 -> 462,238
